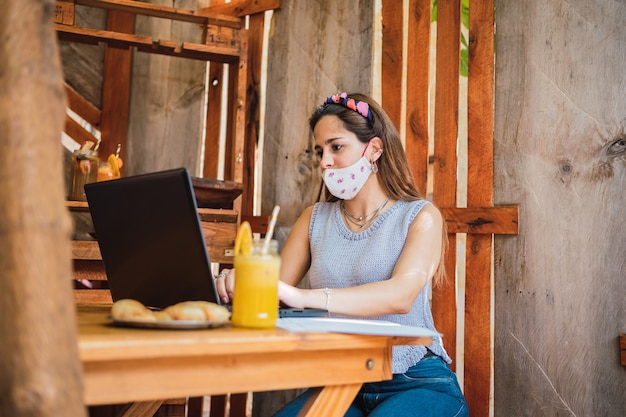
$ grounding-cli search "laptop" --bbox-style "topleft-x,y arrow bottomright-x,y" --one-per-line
84,168 -> 326,318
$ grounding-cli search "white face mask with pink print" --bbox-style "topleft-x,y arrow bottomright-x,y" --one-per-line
322,144 -> 373,200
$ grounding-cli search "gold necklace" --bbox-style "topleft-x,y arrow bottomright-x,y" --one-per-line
341,196 -> 390,229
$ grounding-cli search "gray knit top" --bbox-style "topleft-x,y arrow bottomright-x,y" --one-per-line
308,199 -> 452,374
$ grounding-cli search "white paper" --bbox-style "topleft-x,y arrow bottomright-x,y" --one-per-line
277,317 -> 440,338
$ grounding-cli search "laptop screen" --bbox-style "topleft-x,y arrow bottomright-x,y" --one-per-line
84,168 -> 220,309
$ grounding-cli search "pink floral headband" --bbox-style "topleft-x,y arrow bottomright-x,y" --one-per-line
324,92 -> 374,124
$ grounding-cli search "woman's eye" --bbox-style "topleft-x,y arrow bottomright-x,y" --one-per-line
331,144 -> 343,152
315,151 -> 323,158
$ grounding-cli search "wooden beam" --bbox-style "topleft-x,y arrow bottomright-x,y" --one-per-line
240,12 -> 265,217
55,25 -> 242,63
64,114 -> 99,148
465,0 -> 496,415
405,0 -> 432,195
199,0 -> 281,17
380,0 -> 403,128
65,83 -> 101,128
55,0 -> 75,25
431,0 -> 461,373
72,0 -> 242,27
98,10 -> 133,166
621,334 -> 626,367
117,401 -> 163,417
442,206 -> 518,235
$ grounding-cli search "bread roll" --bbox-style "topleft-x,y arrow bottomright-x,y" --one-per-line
163,301 -> 230,323
111,299 -> 156,322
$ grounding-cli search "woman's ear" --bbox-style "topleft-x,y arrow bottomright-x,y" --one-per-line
368,137 -> 384,161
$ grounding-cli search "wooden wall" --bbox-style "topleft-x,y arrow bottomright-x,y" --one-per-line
493,1 -> 626,415
261,0 -> 374,242
127,0 -> 207,176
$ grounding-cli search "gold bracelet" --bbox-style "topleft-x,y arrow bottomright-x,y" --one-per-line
323,287 -> 332,311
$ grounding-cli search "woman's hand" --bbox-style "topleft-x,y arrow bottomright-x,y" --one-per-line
214,269 -> 235,304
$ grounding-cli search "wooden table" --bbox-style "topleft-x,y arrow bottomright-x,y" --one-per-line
77,305 -> 433,417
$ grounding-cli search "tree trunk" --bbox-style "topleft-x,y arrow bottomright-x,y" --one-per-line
494,0 -> 626,415
0,1 -> 86,416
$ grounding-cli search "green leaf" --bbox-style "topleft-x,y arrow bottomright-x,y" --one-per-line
432,0 -> 438,22
462,0 -> 470,29
460,48 -> 468,77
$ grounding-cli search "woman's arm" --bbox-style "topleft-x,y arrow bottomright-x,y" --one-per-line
278,204 -> 444,317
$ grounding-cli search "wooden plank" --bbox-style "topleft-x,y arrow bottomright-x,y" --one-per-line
205,24 -> 243,56
187,396 -> 205,417
465,0 -> 495,415
197,208 -> 239,223
199,0 -> 281,17
430,0 -> 461,368
405,0 -> 432,195
55,24 -> 152,48
209,395 -> 227,417
202,0 -> 228,180
298,384 -> 362,417
203,60 -> 224,179
64,114 -> 99,147
71,220 -> 236,264
67,201 -> 238,222
72,260 -> 106,280
65,83 -> 101,128
226,31 -> 248,216
178,41 -> 241,63
72,241 -> 102,260
99,10 -> 133,165
228,393 -> 248,417
380,0 -> 403,128
240,13 -> 265,217
118,400 -> 163,417
241,214 -> 270,235
441,206 -> 518,235
621,334 -> 626,367
55,0 -> 75,25
73,0 -> 242,27
56,25 -> 242,63
74,289 -> 112,304
464,234 -> 492,417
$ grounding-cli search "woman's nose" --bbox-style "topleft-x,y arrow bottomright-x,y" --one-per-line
320,154 -> 333,169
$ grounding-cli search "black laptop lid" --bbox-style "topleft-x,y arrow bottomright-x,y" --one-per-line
84,168 -> 219,309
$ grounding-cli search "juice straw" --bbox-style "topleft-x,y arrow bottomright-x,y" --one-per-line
263,205 -> 280,253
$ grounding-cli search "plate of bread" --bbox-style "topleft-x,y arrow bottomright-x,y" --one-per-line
110,299 -> 231,329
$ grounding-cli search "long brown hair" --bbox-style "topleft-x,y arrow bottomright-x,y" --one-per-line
309,93 -> 448,286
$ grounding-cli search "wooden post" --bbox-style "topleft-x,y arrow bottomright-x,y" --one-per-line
0,1 -> 86,417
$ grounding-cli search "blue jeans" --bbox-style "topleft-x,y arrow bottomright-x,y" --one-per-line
273,355 -> 468,417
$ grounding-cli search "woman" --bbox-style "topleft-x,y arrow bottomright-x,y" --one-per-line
216,92 -> 468,417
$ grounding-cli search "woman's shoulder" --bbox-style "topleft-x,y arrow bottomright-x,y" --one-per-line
397,199 -> 442,222
404,199 -> 443,229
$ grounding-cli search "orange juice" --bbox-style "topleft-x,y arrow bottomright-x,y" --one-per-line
231,240 -> 280,328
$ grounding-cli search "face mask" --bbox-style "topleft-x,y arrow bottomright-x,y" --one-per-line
322,156 -> 373,200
